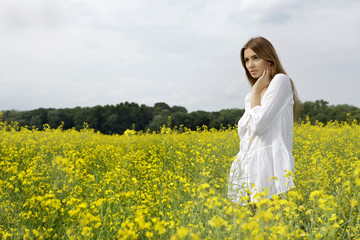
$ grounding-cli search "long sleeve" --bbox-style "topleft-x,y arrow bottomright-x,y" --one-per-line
237,93 -> 252,139
238,111 -> 250,139
246,74 -> 293,137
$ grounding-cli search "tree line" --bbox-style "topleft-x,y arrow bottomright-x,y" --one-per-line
1,99 -> 359,134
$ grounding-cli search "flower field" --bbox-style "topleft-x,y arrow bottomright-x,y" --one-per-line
0,119 -> 359,239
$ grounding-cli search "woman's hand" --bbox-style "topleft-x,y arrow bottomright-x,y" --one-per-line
253,66 -> 271,94
251,65 -> 271,108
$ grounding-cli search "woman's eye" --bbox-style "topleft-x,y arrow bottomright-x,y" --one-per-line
253,56 -> 259,60
244,59 -> 249,62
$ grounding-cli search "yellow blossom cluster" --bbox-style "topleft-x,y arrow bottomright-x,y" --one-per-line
0,119 -> 359,239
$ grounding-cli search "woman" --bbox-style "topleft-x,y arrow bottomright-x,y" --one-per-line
228,36 -> 301,204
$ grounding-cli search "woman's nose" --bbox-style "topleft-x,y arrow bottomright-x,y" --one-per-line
248,60 -> 254,68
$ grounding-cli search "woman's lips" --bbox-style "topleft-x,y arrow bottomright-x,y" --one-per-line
250,70 -> 257,75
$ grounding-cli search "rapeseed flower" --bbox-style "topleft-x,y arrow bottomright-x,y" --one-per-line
1,120 -> 359,239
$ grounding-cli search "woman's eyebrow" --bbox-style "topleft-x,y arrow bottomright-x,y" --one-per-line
244,54 -> 257,59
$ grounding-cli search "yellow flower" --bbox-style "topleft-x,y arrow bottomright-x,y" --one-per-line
1,230 -> 12,239
197,183 -> 209,192
77,202 -> 87,209
353,167 -> 360,177
355,178 -> 360,187
94,222 -> 102,229
154,221 -> 166,234
208,215 -> 227,228
176,226 -> 190,239
329,214 -> 337,222
124,129 -> 136,137
351,198 -> 358,208
32,229 -> 40,237
81,226 -> 92,237
190,233 -> 201,240
309,190 -> 323,201
146,231 -> 154,238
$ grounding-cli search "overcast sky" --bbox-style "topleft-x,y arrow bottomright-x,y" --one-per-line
1,0 -> 359,112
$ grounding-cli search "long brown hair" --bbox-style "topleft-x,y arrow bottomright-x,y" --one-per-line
240,36 -> 301,120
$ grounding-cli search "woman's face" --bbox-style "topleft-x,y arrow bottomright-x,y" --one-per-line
243,48 -> 269,79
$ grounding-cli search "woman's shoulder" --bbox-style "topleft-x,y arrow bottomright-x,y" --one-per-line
271,73 -> 291,87
273,73 -> 290,81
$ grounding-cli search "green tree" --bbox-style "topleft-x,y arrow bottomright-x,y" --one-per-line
189,111 -> 210,129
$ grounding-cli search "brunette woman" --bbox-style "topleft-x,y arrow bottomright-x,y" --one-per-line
228,36 -> 301,204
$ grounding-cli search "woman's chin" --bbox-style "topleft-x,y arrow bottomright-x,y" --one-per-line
250,73 -> 260,79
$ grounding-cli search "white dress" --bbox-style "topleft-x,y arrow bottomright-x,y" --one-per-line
228,73 -> 295,203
